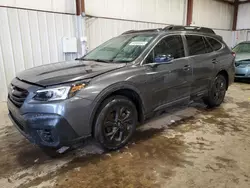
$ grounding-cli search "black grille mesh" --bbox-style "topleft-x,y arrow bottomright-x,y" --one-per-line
8,85 -> 29,108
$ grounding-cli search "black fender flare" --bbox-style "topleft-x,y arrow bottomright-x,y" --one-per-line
89,81 -> 146,135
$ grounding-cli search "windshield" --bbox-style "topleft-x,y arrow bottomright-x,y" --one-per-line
83,34 -> 156,63
233,43 -> 250,53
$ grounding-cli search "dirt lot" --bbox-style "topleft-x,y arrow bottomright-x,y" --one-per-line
0,82 -> 250,188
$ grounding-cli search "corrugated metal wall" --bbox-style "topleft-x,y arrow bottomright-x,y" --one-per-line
0,0 -> 76,14
233,3 -> 250,47
237,4 -> 250,30
85,0 -> 186,25
193,0 -> 234,30
0,7 -> 77,101
84,0 -> 187,50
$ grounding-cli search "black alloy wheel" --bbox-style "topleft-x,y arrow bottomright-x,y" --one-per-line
94,96 -> 137,150
204,74 -> 227,108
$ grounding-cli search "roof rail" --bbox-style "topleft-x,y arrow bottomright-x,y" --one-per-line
163,25 -> 215,34
122,28 -> 162,35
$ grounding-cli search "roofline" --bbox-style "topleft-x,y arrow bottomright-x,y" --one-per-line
121,25 -> 216,35
121,29 -> 222,41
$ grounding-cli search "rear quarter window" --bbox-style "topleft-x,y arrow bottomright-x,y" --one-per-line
206,37 -> 222,51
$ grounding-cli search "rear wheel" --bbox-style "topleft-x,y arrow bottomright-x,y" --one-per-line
94,96 -> 137,151
203,74 -> 227,108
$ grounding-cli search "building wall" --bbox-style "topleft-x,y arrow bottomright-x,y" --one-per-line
233,3 -> 250,47
84,0 -> 187,50
85,0 -> 187,25
192,0 -> 234,30
0,0 -> 76,13
0,7 -> 77,101
237,3 -> 250,30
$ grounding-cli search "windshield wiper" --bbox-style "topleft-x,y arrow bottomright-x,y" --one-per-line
113,60 -> 130,63
80,58 -> 113,63
75,57 -> 85,61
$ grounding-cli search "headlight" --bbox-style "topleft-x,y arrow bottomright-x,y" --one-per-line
33,84 -> 86,101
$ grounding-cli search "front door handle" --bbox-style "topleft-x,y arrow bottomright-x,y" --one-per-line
212,58 -> 218,64
183,65 -> 191,71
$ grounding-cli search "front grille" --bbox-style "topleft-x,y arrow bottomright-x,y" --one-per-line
8,85 -> 29,108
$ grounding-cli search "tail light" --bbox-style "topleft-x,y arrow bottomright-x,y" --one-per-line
232,52 -> 236,57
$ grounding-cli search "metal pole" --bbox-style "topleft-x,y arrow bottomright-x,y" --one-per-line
75,0 -> 86,58
186,0 -> 193,26
232,0 -> 239,31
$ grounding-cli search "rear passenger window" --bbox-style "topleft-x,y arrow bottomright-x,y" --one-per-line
186,35 -> 207,56
204,38 -> 213,53
207,37 -> 222,51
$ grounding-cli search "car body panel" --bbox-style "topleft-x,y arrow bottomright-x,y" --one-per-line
17,60 -> 126,86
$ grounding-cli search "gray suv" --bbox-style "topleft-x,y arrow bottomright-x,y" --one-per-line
7,26 -> 235,156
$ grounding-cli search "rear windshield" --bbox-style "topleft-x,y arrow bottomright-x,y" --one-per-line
233,43 -> 250,53
83,34 -> 156,63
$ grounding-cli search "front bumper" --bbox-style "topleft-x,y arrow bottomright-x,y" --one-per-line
8,111 -> 79,147
235,67 -> 250,78
7,96 -> 94,148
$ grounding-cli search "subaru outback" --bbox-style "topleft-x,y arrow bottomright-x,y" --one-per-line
7,26 -> 235,156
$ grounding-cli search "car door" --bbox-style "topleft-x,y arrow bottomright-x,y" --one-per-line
206,37 -> 228,74
143,35 -> 192,110
185,35 -> 215,96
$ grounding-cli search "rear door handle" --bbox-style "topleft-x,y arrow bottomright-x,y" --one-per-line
212,58 -> 218,64
183,65 -> 191,71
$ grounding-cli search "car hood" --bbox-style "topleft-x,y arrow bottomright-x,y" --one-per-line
17,60 -> 126,86
235,53 -> 250,62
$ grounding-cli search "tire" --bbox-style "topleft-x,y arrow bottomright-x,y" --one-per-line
203,74 -> 227,108
94,95 -> 138,151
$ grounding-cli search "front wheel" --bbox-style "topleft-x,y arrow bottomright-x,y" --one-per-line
94,96 -> 138,151
203,74 -> 227,108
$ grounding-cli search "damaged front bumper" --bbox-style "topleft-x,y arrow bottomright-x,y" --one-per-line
8,99 -> 83,148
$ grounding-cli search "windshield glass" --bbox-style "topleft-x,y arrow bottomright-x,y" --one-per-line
83,34 -> 156,63
233,43 -> 250,53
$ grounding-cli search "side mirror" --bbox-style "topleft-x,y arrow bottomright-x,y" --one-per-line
154,54 -> 174,64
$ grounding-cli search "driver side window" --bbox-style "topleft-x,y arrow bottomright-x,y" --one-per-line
145,35 -> 185,64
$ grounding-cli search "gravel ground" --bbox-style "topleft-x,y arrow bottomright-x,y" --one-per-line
0,82 -> 250,188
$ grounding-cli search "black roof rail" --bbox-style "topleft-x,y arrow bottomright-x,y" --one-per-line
122,28 -> 162,35
163,25 -> 215,34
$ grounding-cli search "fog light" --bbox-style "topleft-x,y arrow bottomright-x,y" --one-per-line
37,129 -> 53,143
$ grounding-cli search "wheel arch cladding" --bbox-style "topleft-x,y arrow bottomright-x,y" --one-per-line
217,70 -> 229,89
90,88 -> 145,137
